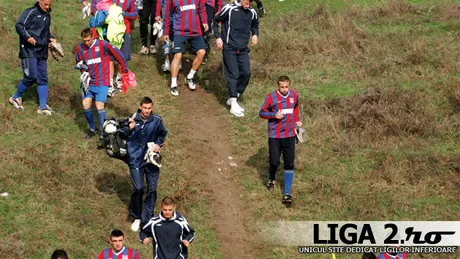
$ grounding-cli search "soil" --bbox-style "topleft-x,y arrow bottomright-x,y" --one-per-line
176,86 -> 256,259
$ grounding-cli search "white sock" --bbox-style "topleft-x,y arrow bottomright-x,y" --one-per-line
171,77 -> 177,87
187,69 -> 196,79
117,72 -> 122,79
110,79 -> 113,87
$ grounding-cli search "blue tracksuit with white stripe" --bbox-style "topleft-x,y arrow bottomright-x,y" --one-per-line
13,2 -> 55,109
213,2 -> 259,98
140,211 -> 195,259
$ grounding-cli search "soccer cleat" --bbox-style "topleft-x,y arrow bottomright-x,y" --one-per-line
131,219 -> 141,232
9,96 -> 24,110
107,86 -> 116,97
258,7 -> 267,17
186,77 -> 196,90
148,152 -> 162,168
266,180 -> 275,192
98,136 -> 106,148
149,45 -> 157,54
37,105 -> 53,115
85,128 -> 98,140
282,194 -> 293,204
295,126 -> 306,143
140,46 -> 149,55
162,60 -> 170,72
170,86 -> 179,96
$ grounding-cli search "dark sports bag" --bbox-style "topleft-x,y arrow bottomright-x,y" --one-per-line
102,118 -> 128,163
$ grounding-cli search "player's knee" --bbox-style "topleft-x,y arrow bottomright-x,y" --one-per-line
197,49 -> 206,57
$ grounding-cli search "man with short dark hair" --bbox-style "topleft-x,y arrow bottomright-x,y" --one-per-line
96,229 -> 141,259
75,28 -> 129,145
10,0 -> 56,115
140,197 -> 195,259
213,0 -> 259,117
51,249 -> 68,259
119,97 -> 168,232
259,76 -> 302,204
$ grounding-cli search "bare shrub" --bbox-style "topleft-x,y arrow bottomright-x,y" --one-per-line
326,88 -> 437,139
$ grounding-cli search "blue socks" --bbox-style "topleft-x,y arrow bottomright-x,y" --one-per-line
13,81 -> 29,99
84,108 -> 96,131
97,109 -> 106,137
284,170 -> 294,195
37,84 -> 48,109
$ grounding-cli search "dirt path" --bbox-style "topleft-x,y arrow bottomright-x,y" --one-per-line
176,86 -> 256,259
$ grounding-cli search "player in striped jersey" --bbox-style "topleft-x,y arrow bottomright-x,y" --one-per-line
203,0 -> 224,63
379,252 -> 406,259
75,28 -> 129,144
163,0 -> 208,96
259,76 -> 302,204
97,229 -> 141,259
140,197 -> 195,259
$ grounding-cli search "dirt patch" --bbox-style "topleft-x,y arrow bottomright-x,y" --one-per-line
175,86 -> 256,259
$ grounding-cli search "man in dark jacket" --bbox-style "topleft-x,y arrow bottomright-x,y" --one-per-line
213,0 -> 259,117
140,197 -> 195,259
119,96 -> 168,232
10,0 -> 56,115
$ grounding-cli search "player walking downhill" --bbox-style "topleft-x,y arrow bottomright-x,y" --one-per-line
138,0 -> 160,55
75,28 -> 129,145
259,76 -> 302,204
213,0 -> 259,117
10,0 -> 56,115
163,0 -> 208,96
96,229 -> 141,259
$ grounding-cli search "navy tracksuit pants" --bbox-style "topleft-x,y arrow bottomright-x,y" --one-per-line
223,49 -> 251,98
129,164 -> 160,224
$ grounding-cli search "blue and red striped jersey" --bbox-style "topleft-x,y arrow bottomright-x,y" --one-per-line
259,89 -> 301,139
75,39 -> 128,87
379,253 -> 406,259
96,247 -> 141,259
113,0 -> 138,34
164,0 -> 207,37
205,0 -> 224,12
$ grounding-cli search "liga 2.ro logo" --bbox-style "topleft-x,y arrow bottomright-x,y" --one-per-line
313,223 -> 455,245
266,221 -> 460,246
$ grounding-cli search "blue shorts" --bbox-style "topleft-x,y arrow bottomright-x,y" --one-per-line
111,34 -> 131,61
82,85 -> 109,103
172,35 -> 205,54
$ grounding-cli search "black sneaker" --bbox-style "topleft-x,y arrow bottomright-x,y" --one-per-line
282,194 -> 293,204
266,180 -> 275,192
85,128 -> 98,140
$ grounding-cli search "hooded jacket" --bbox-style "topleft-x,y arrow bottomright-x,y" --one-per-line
15,2 -> 54,59
120,110 -> 168,168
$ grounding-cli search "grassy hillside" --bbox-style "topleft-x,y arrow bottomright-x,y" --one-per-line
0,0 -> 459,258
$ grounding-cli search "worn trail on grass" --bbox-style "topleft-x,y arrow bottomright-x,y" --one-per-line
177,86 -> 256,259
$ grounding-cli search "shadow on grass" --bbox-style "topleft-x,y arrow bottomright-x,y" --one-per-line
246,146 -> 286,194
94,171 -> 132,208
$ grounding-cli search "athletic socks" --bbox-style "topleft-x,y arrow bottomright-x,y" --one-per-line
187,69 -> 196,79
37,84 -> 48,109
13,81 -> 29,99
84,108 -> 96,131
171,77 -> 177,87
284,170 -> 294,195
97,109 -> 107,137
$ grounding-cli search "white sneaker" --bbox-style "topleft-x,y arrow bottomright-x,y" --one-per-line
140,46 -> 149,55
226,98 -> 244,112
9,96 -> 24,110
170,86 -> 179,96
131,219 -> 141,232
230,102 -> 244,117
186,77 -> 196,90
37,105 -> 53,115
162,60 -> 170,72
149,45 -> 157,54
